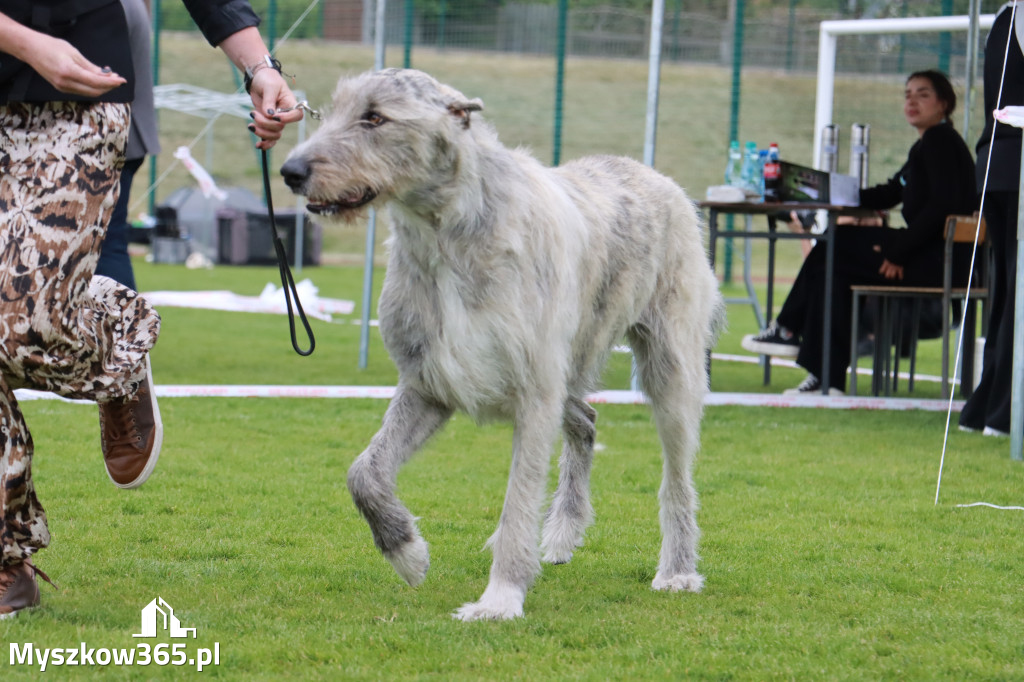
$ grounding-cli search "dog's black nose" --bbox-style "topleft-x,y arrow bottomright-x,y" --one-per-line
280,157 -> 310,192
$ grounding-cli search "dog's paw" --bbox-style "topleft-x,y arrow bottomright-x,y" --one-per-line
384,536 -> 430,587
451,583 -> 525,622
540,547 -> 574,565
651,571 -> 705,593
540,509 -> 589,565
540,526 -> 578,564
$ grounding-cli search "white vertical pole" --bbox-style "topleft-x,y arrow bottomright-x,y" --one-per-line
963,0 -> 981,136
642,0 -> 664,167
812,23 -> 837,171
632,0 -> 665,393
1009,141 -> 1024,461
359,0 -> 387,369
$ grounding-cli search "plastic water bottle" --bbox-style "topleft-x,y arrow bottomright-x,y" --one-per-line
740,141 -> 761,198
763,142 -> 781,202
724,140 -> 742,186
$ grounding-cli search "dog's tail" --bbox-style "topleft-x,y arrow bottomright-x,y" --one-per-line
706,289 -> 728,351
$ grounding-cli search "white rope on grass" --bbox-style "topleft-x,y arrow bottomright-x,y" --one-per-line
11,386 -> 965,411
955,502 -> 1024,510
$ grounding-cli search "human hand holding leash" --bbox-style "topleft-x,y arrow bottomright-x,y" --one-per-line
218,27 -> 304,149
246,70 -> 304,149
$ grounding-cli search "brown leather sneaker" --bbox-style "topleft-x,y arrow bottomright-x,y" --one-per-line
0,561 -> 41,620
99,357 -> 163,489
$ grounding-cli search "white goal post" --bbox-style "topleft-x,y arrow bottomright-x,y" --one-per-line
813,14 -> 996,170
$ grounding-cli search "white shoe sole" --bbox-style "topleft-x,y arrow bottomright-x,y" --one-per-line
982,426 -> 1009,437
109,357 -> 163,490
741,335 -> 800,358
782,387 -> 844,396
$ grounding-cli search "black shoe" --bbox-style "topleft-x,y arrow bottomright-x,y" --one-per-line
741,323 -> 799,358
782,374 -> 844,396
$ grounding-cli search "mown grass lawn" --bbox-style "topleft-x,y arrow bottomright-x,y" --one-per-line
1,30 -> 1014,681
2,260 -> 1020,681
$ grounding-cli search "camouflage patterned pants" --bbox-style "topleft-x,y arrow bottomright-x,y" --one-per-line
0,102 -> 161,567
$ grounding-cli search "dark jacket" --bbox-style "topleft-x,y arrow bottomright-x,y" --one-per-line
121,0 -> 159,160
975,2 -> 1023,194
0,0 -> 259,104
858,121 -> 977,265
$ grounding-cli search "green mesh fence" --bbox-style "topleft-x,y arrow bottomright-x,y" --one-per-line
148,0 -> 998,264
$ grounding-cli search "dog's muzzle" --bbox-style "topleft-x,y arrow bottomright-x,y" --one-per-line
280,157 -> 378,216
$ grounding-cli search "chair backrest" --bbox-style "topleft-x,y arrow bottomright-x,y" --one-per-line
944,214 -> 987,244
943,214 -> 989,294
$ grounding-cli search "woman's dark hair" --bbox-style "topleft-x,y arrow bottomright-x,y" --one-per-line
907,69 -> 957,120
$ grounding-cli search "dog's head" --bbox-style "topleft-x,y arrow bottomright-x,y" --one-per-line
280,69 -> 485,223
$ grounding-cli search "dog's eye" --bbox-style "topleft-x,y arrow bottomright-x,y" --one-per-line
360,111 -> 388,127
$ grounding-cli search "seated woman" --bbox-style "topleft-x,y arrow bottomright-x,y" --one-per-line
741,69 -> 978,394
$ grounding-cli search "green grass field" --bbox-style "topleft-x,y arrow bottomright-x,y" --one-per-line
2,260 -> 1020,680
2,34 -> 1019,681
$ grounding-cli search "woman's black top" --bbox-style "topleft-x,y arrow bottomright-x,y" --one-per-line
858,121 -> 977,266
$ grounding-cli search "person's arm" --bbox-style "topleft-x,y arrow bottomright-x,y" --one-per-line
883,126 -> 975,265
178,2 -> 303,150
215,26 -> 302,150
857,168 -> 905,211
0,12 -> 125,97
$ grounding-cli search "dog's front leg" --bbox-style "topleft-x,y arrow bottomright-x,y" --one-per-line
454,396 -> 563,621
348,385 -> 452,587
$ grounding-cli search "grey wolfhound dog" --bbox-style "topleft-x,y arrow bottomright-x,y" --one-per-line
280,69 -> 723,621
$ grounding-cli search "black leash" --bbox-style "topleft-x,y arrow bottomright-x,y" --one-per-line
261,148 -> 315,356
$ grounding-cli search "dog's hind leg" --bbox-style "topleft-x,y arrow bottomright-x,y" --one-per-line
348,385 -> 453,587
541,396 -> 597,564
454,394 -> 565,621
629,316 -> 707,594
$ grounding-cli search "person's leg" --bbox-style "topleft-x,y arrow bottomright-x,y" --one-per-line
93,155 -> 162,488
0,102 -> 159,614
741,242 -> 826,358
0,380 -> 49,566
966,192 -> 1016,433
95,157 -> 144,291
0,380 -> 50,619
0,102 -> 158,401
775,240 -> 826,334
794,226 -> 892,391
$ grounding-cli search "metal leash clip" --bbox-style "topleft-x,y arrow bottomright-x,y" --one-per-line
276,100 -> 322,120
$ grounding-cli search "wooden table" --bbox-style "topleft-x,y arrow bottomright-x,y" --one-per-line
700,201 -> 876,394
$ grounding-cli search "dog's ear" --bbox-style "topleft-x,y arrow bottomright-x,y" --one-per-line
437,83 -> 484,128
448,98 -> 484,128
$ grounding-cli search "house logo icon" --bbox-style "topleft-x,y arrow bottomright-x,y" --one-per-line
133,597 -> 197,639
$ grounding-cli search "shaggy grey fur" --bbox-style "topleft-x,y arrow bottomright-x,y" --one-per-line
281,68 -> 724,621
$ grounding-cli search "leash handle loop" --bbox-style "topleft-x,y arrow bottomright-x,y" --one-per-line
261,149 -> 316,356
